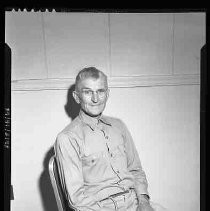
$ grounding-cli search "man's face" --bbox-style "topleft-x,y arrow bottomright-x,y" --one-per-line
74,76 -> 109,117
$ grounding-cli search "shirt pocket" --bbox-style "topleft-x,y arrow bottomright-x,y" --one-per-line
110,144 -> 127,170
111,143 -> 125,157
82,153 -> 99,167
81,151 -> 107,183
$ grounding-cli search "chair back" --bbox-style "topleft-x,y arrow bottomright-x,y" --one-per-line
49,156 -> 75,211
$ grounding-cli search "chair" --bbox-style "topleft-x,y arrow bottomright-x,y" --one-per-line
48,156 -> 75,211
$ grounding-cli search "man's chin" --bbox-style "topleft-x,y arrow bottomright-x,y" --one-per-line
82,109 -> 102,118
89,113 -> 102,118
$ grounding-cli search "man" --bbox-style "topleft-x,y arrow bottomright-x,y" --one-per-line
54,67 -> 154,211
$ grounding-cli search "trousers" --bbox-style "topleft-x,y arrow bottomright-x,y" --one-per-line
97,188 -> 139,211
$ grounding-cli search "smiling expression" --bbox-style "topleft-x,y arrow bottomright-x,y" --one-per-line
73,75 -> 109,118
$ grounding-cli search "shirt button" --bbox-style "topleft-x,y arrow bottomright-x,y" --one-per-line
105,136 -> 108,139
116,170 -> 120,173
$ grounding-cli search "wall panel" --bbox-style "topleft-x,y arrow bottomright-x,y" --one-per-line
173,13 -> 205,75
5,11 -> 47,80
109,13 -> 173,76
43,12 -> 110,78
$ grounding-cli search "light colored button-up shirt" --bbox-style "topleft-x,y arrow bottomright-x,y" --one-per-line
54,110 -> 149,210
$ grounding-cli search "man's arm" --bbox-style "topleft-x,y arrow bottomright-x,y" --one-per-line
120,120 -> 149,195
120,120 -> 154,210
54,133 -> 100,211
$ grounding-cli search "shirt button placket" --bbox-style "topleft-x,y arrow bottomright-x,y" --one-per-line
103,133 -> 113,159
102,130 -> 123,181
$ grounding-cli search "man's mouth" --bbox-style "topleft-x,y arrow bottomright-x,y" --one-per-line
91,104 -> 102,107
91,105 -> 100,108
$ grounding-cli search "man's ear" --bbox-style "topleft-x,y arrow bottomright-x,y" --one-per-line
72,91 -> 80,104
106,89 -> 110,99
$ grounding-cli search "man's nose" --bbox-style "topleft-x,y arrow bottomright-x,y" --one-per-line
91,92 -> 99,103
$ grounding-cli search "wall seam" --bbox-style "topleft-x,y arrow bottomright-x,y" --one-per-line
108,13 -> 112,77
40,13 -> 49,79
172,13 -> 175,76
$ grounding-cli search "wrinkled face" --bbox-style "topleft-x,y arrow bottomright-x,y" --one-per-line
73,76 -> 109,117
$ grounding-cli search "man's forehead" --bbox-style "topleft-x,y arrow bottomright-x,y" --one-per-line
78,76 -> 107,88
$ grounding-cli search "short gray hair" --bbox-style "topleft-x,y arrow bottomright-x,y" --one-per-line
75,67 -> 108,92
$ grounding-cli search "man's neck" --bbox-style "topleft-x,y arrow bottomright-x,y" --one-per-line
81,109 -> 102,120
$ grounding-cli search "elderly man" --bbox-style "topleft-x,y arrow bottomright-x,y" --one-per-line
54,67 -> 154,211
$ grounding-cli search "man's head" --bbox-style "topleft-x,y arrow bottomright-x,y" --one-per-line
73,67 -> 109,118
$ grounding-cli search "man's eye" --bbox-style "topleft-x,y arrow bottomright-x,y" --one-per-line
83,90 -> 92,95
98,89 -> 106,94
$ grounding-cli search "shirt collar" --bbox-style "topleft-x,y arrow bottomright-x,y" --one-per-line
79,110 -> 112,130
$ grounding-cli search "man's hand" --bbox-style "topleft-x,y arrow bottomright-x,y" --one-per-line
139,194 -> 150,204
139,203 -> 155,211
138,194 -> 155,211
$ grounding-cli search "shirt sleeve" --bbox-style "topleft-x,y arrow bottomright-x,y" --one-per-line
120,120 -> 150,197
54,132 -> 100,211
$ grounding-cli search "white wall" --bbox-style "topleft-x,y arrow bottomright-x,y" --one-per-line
105,85 -> 200,211
11,85 -> 200,211
7,11 -> 203,211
